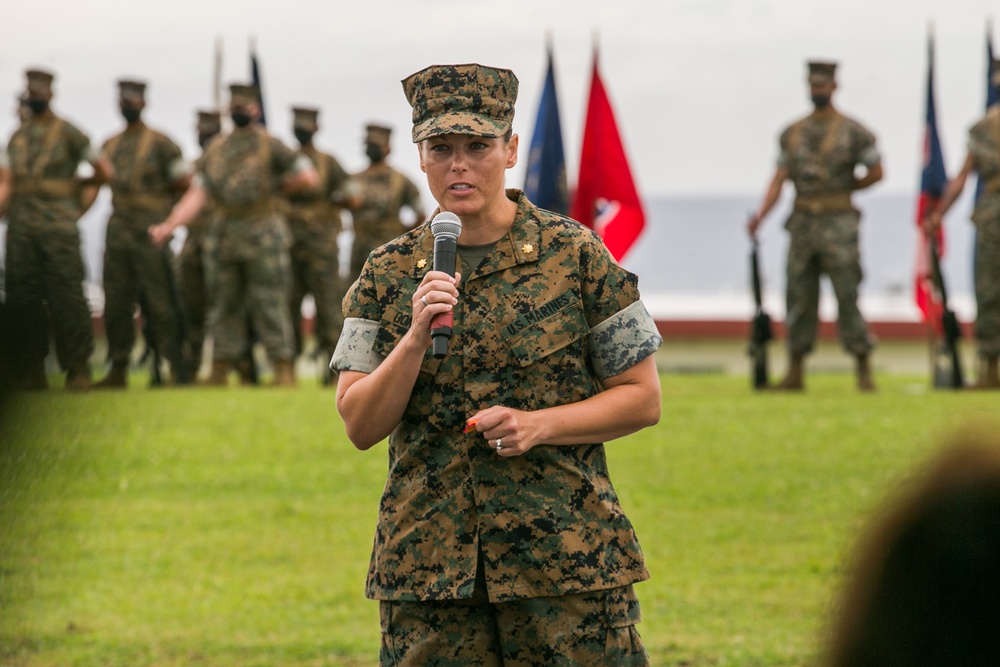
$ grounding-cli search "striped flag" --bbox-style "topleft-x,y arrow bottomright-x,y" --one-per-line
914,29 -> 948,326
570,44 -> 646,262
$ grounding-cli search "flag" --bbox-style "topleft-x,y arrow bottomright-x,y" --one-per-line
213,35 -> 223,112
570,45 -> 645,262
523,38 -> 568,215
914,29 -> 948,326
974,25 -> 998,200
250,36 -> 267,127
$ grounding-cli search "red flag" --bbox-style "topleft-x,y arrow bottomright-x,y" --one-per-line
570,48 -> 645,262
914,30 -> 947,328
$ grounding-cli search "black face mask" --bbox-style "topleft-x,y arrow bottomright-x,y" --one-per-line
121,107 -> 141,123
231,111 -> 253,127
365,144 -> 385,162
27,99 -> 49,115
811,94 -> 831,109
294,129 -> 314,146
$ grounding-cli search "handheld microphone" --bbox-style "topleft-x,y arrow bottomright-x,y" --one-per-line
429,211 -> 462,358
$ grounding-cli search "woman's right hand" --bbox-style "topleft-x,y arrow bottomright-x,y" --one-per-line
408,270 -> 461,347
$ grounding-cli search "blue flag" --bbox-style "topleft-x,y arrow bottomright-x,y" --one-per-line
250,39 -> 267,127
524,42 -> 568,215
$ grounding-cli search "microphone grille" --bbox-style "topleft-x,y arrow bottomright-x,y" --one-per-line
431,211 -> 462,239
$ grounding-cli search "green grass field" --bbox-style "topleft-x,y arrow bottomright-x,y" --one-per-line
1,364 -> 997,666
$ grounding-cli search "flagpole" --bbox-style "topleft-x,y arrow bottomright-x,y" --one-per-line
213,35 -> 222,113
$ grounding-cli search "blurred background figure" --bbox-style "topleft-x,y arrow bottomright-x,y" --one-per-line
345,123 -> 424,288
0,68 -> 112,391
923,58 -> 1000,389
747,61 -> 883,392
176,109 -> 223,383
285,106 -> 351,384
826,425 -> 1000,667
149,83 -> 317,388
94,79 -> 191,389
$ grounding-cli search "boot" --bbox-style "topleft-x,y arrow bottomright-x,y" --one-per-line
65,362 -> 92,392
93,360 -> 128,390
856,353 -> 876,392
973,355 -> 1000,389
203,360 -> 230,387
774,353 -> 805,391
270,358 -> 296,388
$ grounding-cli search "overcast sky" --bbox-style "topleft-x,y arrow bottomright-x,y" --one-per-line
2,0 -> 999,202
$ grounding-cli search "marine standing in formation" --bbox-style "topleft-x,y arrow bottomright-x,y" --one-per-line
345,123 -> 424,286
924,58 -> 1000,389
285,106 -> 351,383
93,79 -> 191,388
176,109 -> 223,382
0,68 -> 112,390
747,61 -> 884,392
149,83 -> 318,387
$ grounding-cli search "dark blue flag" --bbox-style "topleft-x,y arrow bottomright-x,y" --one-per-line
251,39 -> 267,127
524,42 -> 568,215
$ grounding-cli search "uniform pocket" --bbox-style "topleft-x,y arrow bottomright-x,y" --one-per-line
501,297 -> 594,407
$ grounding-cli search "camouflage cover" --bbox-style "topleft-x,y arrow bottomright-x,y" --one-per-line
334,189 -> 660,603
402,63 -> 518,142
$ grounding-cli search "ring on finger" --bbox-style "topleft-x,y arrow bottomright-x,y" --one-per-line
495,438 -> 503,451
421,295 -> 429,307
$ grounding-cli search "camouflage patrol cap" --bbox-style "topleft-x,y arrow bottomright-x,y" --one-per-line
118,79 -> 146,104
228,83 -> 259,107
25,69 -> 54,97
402,63 -> 518,143
197,109 -> 222,135
365,123 -> 392,148
292,106 -> 319,131
807,61 -> 838,85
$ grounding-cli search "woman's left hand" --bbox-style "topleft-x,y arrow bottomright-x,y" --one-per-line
468,406 -> 541,457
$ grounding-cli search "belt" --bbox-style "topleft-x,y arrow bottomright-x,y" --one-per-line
12,178 -> 80,199
112,190 -> 173,212
793,192 -> 853,215
218,198 -> 278,218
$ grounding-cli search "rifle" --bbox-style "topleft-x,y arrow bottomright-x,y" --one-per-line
136,247 -> 192,387
748,238 -> 773,389
928,235 -> 964,389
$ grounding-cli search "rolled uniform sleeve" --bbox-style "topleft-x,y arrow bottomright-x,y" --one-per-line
330,259 -> 384,374
578,231 -> 662,377
589,300 -> 662,378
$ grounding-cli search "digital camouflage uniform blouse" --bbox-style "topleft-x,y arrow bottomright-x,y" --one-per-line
333,189 -> 662,603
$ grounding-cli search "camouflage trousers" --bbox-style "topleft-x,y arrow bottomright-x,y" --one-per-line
3,215 -> 94,373
378,565 -> 648,667
974,215 -> 1000,358
178,223 -> 211,374
210,250 -> 295,362
288,228 -> 344,358
102,237 -> 183,367
784,209 -> 873,356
